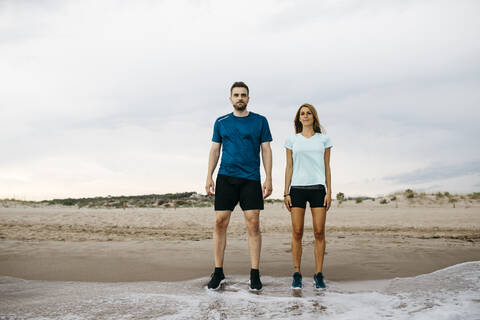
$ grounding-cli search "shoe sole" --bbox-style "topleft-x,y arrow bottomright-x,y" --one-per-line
248,280 -> 263,292
207,279 -> 226,291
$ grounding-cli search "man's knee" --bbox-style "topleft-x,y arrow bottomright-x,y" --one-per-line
245,215 -> 260,235
215,214 -> 230,231
247,222 -> 260,235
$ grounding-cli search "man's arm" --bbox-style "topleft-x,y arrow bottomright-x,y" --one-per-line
260,141 -> 272,199
205,142 -> 221,195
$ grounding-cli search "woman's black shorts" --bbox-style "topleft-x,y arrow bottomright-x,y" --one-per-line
214,174 -> 264,211
290,184 -> 326,209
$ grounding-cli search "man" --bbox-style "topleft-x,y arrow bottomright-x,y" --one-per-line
205,81 -> 273,291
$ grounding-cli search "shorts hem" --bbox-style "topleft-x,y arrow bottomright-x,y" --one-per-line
240,207 -> 264,211
290,205 -> 326,208
214,206 -> 235,211
214,207 -> 264,211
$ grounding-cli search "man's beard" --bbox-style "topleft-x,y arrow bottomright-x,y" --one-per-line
234,103 -> 247,111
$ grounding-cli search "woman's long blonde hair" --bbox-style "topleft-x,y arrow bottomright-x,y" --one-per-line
294,103 -> 324,134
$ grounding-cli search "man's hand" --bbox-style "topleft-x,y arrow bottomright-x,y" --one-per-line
205,177 -> 215,196
324,193 -> 332,211
262,178 -> 272,199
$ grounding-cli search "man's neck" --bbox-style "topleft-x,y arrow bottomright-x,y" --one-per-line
233,109 -> 249,117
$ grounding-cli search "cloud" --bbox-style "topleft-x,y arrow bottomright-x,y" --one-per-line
384,161 -> 480,184
0,0 -> 479,199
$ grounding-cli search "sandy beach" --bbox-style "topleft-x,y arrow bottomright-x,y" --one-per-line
1,200 -> 479,283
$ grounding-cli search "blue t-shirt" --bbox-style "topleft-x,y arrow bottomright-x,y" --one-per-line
212,112 -> 272,181
285,133 -> 333,187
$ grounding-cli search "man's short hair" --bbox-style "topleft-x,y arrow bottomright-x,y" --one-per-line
230,81 -> 249,96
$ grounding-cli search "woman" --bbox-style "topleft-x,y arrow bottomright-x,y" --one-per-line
284,103 -> 333,290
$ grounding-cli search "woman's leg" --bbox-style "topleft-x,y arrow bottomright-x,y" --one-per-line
291,207 -> 306,273
311,207 -> 327,274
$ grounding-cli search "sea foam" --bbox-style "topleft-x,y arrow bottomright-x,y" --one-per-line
0,261 -> 479,319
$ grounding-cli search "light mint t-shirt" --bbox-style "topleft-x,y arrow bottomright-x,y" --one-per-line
284,133 -> 333,187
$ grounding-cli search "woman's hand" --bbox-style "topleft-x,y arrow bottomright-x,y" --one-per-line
284,195 -> 292,212
324,193 -> 332,211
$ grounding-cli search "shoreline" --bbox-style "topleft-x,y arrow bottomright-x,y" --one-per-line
1,233 -> 478,283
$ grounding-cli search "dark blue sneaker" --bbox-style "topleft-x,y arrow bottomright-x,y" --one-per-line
313,272 -> 326,290
291,272 -> 302,289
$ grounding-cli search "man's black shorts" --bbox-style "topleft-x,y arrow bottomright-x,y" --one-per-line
215,174 -> 264,211
290,184 -> 326,209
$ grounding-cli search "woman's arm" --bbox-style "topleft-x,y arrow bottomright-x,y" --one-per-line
324,147 -> 332,211
284,148 -> 293,212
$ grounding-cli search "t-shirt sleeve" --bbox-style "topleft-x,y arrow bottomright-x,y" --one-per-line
260,117 -> 273,143
324,134 -> 333,149
212,119 -> 222,143
284,135 -> 293,150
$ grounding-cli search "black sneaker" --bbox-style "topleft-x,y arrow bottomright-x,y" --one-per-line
249,269 -> 263,291
207,272 -> 225,290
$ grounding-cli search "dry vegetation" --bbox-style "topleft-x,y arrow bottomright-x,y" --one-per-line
0,192 -> 283,209
335,190 -> 480,207
1,190 -> 478,209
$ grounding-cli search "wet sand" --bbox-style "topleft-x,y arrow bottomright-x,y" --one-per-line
0,203 -> 479,282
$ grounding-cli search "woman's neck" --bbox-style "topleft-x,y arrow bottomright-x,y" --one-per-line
301,126 -> 315,137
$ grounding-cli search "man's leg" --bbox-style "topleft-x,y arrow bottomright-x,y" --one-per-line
243,210 -> 261,269
239,179 -> 263,290
208,210 -> 232,290
214,210 -> 232,267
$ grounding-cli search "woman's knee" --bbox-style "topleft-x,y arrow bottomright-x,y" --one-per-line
292,227 -> 304,241
313,228 -> 325,240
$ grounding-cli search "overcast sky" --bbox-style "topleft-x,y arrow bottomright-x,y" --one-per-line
1,0 -> 479,200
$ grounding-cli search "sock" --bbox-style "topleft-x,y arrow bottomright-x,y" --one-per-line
250,269 -> 259,276
214,267 -> 224,275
